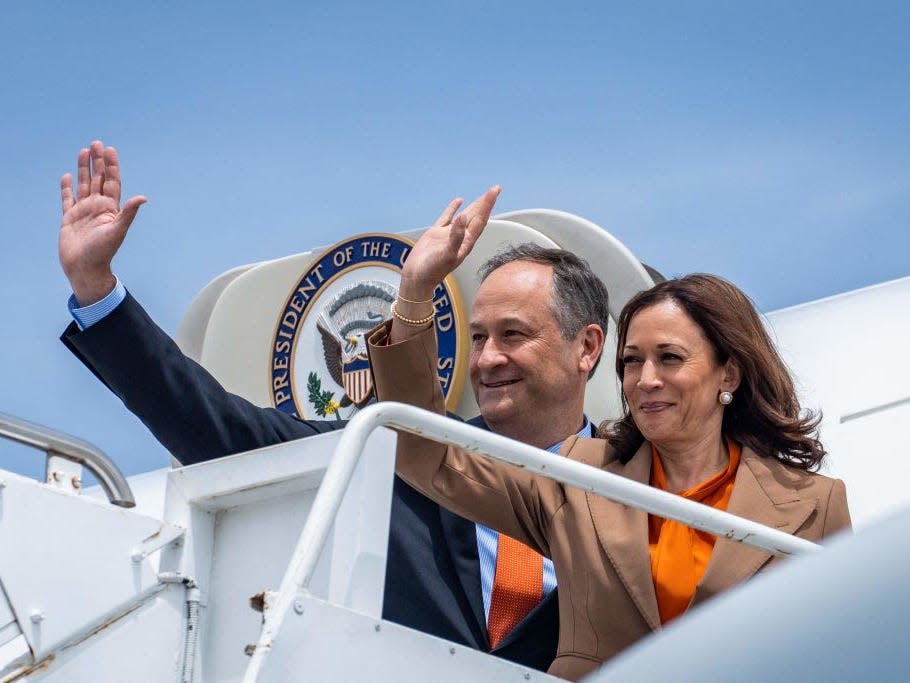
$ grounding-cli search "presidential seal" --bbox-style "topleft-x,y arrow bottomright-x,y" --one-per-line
270,233 -> 468,420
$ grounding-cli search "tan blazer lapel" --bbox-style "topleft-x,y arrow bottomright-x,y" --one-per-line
580,440 -> 661,631
693,448 -> 816,606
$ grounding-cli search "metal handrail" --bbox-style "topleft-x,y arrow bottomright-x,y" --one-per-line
0,410 -> 135,508
244,402 -> 820,680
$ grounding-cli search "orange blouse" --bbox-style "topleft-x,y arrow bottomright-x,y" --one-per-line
648,438 -> 741,624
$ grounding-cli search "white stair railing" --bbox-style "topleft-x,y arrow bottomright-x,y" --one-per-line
244,401 -> 820,681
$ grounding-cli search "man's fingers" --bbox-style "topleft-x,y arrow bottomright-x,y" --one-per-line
61,174 -> 75,214
103,146 -> 122,203
90,141 -> 105,195
119,195 -> 148,231
76,148 -> 90,200
434,198 -> 463,227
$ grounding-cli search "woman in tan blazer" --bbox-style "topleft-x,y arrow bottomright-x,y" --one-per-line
368,189 -> 851,681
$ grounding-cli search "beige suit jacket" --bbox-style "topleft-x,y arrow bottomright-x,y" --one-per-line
368,322 -> 851,681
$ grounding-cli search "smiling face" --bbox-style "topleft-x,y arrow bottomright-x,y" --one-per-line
621,299 -> 740,452
469,261 -> 592,447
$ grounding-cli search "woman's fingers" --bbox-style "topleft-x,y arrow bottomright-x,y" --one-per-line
434,197 -> 463,227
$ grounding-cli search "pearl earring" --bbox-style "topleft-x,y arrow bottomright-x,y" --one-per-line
718,391 -> 733,405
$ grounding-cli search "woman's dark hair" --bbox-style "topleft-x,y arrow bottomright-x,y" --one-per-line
600,273 -> 826,471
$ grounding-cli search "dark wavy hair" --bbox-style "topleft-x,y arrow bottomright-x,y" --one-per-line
599,273 -> 825,471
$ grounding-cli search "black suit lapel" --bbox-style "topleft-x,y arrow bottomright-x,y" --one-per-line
438,505 -> 488,646
490,589 -> 559,652
441,414 -> 493,645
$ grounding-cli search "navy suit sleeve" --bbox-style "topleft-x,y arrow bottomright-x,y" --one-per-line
61,292 -> 343,465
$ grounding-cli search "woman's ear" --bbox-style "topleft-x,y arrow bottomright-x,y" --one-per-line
722,359 -> 742,393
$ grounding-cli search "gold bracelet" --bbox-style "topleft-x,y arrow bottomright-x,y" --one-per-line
396,293 -> 434,305
390,299 -> 435,326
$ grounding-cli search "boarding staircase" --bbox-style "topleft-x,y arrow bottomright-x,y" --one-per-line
3,403 -> 884,682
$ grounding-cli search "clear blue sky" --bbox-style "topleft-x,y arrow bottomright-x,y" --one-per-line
2,2 -> 908,481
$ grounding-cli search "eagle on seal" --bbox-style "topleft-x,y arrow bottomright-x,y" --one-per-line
316,281 -> 398,408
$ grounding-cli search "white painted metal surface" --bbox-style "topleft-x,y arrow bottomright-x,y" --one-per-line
766,275 -> 910,528
0,580 -> 28,677
175,263 -> 262,363
0,420 -> 399,681
165,428 -> 396,683
24,585 -> 187,683
0,470 -> 180,677
20,590 -> 186,683
258,594 -> 561,682
43,454 -> 82,496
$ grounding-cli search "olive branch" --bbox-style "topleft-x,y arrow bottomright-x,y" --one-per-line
307,372 -> 341,419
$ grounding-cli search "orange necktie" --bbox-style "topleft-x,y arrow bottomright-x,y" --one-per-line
486,533 -> 544,648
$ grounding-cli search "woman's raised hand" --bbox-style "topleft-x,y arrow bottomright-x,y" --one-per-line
398,185 -> 501,302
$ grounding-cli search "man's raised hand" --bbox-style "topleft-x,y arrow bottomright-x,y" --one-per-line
59,141 -> 147,305
398,185 -> 501,302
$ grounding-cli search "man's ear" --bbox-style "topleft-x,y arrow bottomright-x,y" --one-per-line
722,359 -> 742,393
578,323 -> 606,376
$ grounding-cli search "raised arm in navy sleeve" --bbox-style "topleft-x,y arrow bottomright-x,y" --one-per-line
62,291 -> 343,465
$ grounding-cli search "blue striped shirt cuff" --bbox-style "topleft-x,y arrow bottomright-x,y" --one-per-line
68,278 -> 127,330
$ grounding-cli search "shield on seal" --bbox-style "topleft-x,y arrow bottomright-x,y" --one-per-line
341,354 -> 373,406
